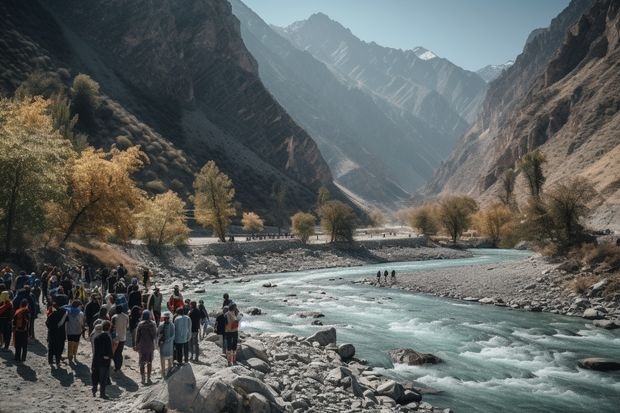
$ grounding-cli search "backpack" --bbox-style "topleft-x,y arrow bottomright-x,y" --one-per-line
215,313 -> 227,335
14,309 -> 29,332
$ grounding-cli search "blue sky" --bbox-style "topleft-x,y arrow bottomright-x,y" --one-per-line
242,0 -> 570,71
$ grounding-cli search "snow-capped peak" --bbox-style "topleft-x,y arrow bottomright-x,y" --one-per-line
412,46 -> 437,61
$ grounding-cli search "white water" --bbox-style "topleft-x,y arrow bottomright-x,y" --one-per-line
196,250 -> 620,412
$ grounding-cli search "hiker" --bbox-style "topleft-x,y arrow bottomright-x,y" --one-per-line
134,310 -> 157,384
142,268 -> 151,289
157,311 -> 175,377
127,283 -> 142,310
198,299 -> 210,339
65,300 -> 85,363
92,320 -> 113,399
222,293 -> 231,309
111,304 -> 129,372
173,307 -> 191,364
106,270 -> 117,294
224,302 -> 242,366
383,270 -> 388,283
0,291 -> 12,350
147,287 -> 163,326
215,306 -> 228,354
188,301 -> 202,361
129,305 -> 142,346
376,270 -> 381,284
167,285 -> 184,313
12,285 -> 38,340
46,300 -> 68,368
13,299 -> 30,362
116,263 -> 128,280
84,294 -> 101,337
391,269 -> 396,283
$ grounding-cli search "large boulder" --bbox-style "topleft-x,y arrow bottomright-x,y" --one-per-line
578,358 -> 620,371
238,338 -> 270,363
305,327 -> 336,346
593,319 -> 620,330
376,380 -> 405,403
247,357 -> 271,374
582,308 -> 605,320
388,348 -> 442,365
338,343 -> 356,361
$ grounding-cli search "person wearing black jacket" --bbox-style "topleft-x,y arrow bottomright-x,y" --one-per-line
46,301 -> 67,367
188,301 -> 202,361
84,295 -> 100,337
92,320 -> 113,399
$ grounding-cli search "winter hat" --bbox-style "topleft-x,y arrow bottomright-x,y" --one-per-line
142,310 -> 151,321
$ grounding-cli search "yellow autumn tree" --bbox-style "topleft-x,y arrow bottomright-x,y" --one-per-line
241,212 -> 264,234
46,145 -> 146,245
319,200 -> 357,242
0,96 -> 74,253
474,203 -> 514,247
193,160 -> 235,242
291,211 -> 315,244
135,191 -> 190,250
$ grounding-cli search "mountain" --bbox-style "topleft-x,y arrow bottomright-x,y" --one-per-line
426,0 -> 620,231
477,61 -> 514,83
277,12 -> 487,127
0,0 -> 339,222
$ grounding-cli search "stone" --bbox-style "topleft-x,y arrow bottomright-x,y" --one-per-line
247,307 -> 262,316
582,308 -> 604,320
591,280 -> 607,293
231,376 -> 278,404
305,327 -> 336,346
140,400 -> 167,413
578,358 -> 620,371
376,380 -> 405,402
557,260 -> 580,273
387,348 -> 442,365
592,319 -> 619,330
399,389 -> 422,404
247,392 -> 270,413
463,297 -> 480,302
247,358 -> 271,373
338,343 -> 356,361
238,339 -> 270,363
478,297 -> 494,304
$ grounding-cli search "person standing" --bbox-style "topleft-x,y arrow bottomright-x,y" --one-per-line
46,301 -> 67,368
12,299 -> 30,362
167,286 -> 184,313
65,300 -> 85,363
134,310 -> 157,384
376,270 -> 381,284
173,308 -> 190,365
222,293 -> 231,309
110,305 -> 129,372
383,270 -> 388,283
84,295 -> 101,337
224,302 -> 241,366
142,268 -> 151,290
215,306 -> 228,355
391,269 -> 396,283
157,312 -> 175,378
198,300 -> 209,339
0,291 -> 12,351
147,287 -> 163,326
92,320 -> 113,399
188,301 -> 201,361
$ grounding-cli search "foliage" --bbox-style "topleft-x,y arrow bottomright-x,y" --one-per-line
317,185 -> 331,208
438,195 -> 479,243
71,73 -> 100,127
474,203 -> 514,247
14,71 -> 65,99
49,94 -> 87,152
518,150 -> 546,199
546,177 -> 596,250
0,96 -> 74,253
242,212 -> 264,233
407,204 -> 439,236
193,160 -> 236,242
368,209 -> 385,228
271,181 -> 287,233
498,168 -> 517,208
319,200 -> 357,243
291,212 -> 316,244
135,191 -> 190,250
46,146 -> 146,245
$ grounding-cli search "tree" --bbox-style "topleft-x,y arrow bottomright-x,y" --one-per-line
0,96 -> 74,253
319,200 -> 357,242
193,160 -> 235,242
439,195 -> 479,243
407,204 -> 439,235
271,181 -> 287,234
242,212 -> 264,234
519,150 -> 546,199
368,209 -> 385,228
546,177 -> 596,250
135,191 -> 190,251
317,185 -> 331,208
498,168 -> 517,208
474,203 -> 514,247
291,212 -> 315,244
71,73 -> 100,127
49,94 -> 88,152
46,146 -> 146,245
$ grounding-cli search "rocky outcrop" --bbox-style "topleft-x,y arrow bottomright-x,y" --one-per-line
425,0 -> 620,231
387,349 -> 443,366
0,0 -> 339,218
578,357 -> 620,371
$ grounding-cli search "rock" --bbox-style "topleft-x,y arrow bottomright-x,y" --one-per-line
573,297 -> 590,308
478,297 -> 494,304
311,320 -> 323,326
140,400 -> 167,413
247,392 -> 270,413
231,376 -> 278,404
247,357 -> 271,373
583,308 -> 604,320
399,389 -> 422,404
593,319 -> 620,329
305,327 -> 336,346
463,297 -> 480,302
591,280 -> 607,293
262,282 -> 276,288
557,260 -> 580,273
167,364 -> 200,411
247,307 -> 262,316
387,348 -> 442,365
338,343 -> 356,361
238,339 -> 270,363
376,380 -> 405,403
193,288 -> 205,293
578,358 -> 620,371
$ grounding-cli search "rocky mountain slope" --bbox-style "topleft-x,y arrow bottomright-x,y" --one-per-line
0,0 -> 338,221
425,0 -> 620,231
476,61 -> 514,83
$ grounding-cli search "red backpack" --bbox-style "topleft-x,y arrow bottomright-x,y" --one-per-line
14,308 -> 29,332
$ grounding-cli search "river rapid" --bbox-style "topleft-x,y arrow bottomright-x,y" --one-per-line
198,250 -> 620,412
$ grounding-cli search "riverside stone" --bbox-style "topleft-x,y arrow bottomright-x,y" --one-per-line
578,358 -> 620,371
582,308 -> 604,320
387,348 -> 443,365
305,327 -> 337,346
592,319 -> 619,329
247,358 -> 271,373
338,343 -> 356,361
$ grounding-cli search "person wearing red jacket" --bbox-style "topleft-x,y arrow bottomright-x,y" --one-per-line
167,285 -> 183,313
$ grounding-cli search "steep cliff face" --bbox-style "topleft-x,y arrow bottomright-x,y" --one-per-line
0,0 -> 336,218
426,0 -> 620,230
278,13 -> 487,130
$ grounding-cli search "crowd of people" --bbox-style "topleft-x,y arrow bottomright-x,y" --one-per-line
375,269 -> 397,284
0,263 -> 241,399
